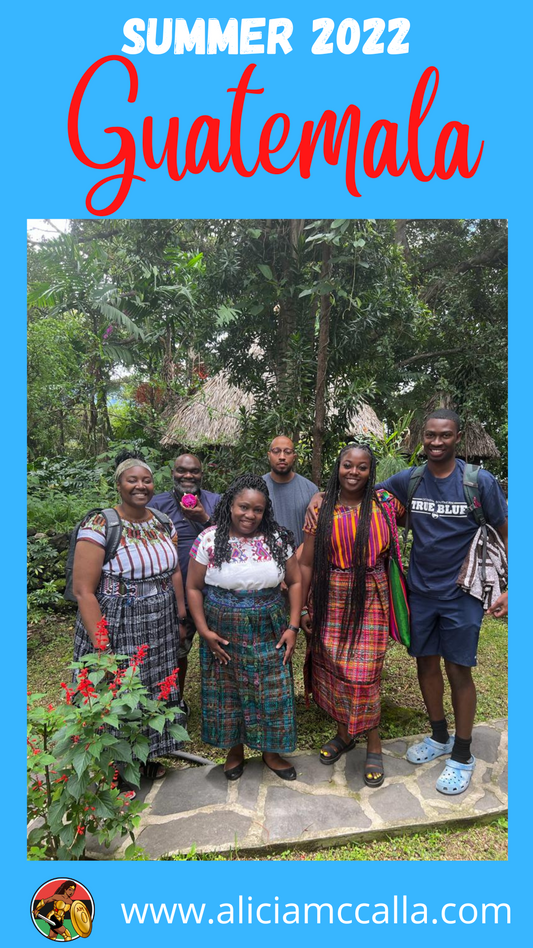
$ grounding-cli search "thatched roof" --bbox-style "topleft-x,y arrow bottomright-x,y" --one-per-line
345,402 -> 384,439
402,396 -> 500,460
160,372 -> 254,448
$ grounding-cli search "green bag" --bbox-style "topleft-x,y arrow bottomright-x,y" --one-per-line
380,495 -> 411,648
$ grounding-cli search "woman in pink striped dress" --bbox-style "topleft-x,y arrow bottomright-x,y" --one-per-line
300,443 -> 404,787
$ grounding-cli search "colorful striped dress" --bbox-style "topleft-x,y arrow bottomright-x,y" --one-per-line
304,490 -> 403,737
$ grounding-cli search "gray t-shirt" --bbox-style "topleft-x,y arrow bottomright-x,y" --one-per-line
262,472 -> 319,548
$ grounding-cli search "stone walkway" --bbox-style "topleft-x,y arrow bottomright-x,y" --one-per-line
87,719 -> 507,859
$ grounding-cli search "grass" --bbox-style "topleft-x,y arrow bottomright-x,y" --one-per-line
27,611 -> 508,861
27,610 -> 507,762
163,818 -> 508,862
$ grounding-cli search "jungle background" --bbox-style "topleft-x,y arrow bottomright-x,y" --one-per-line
27,218 -> 508,860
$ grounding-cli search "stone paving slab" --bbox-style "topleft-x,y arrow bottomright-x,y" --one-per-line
84,720 -> 508,859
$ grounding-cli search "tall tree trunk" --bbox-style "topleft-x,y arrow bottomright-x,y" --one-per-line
277,219 -> 305,388
311,239 -> 331,486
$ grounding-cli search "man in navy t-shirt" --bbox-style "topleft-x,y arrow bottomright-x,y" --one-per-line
151,454 -> 221,707
379,409 -> 508,794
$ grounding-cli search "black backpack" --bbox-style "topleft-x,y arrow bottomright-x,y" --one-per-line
404,462 -> 488,582
64,506 -> 173,602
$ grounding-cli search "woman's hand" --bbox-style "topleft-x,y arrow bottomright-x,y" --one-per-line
201,628 -> 231,664
300,613 -> 312,637
276,628 -> 297,665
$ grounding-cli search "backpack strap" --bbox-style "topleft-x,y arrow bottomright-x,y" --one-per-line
146,507 -> 173,534
462,464 -> 486,526
403,464 -> 427,549
64,507 -> 123,602
462,464 -> 488,586
100,508 -> 123,563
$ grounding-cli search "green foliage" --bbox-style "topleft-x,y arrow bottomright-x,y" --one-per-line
27,640 -> 189,860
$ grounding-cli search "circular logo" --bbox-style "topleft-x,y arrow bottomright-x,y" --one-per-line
31,879 -> 95,941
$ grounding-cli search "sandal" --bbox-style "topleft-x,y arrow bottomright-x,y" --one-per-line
436,756 -> 476,795
319,734 -> 356,765
141,761 -> 166,780
406,735 -> 454,764
119,789 -> 137,801
364,752 -> 385,788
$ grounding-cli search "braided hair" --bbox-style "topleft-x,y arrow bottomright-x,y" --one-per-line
212,473 -> 294,571
311,443 -> 380,652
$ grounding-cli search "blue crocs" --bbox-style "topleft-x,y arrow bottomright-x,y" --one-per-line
436,756 -> 476,795
406,735 -> 454,764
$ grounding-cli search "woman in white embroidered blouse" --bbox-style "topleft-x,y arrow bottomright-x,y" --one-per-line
187,474 -> 302,781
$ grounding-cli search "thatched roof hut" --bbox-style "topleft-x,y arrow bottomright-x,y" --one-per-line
345,402 -> 384,440
160,372 -> 254,448
402,395 -> 500,461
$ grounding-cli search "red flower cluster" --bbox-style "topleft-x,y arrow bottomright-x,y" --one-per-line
95,616 -> 110,650
129,643 -> 149,671
156,667 -> 180,701
76,825 -> 85,836
108,668 -> 126,695
76,669 -> 98,703
60,682 -> 75,705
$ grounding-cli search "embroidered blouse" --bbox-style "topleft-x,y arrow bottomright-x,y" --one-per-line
190,525 -> 294,590
303,489 -> 404,569
77,512 -> 178,580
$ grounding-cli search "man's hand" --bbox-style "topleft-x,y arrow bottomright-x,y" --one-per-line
300,613 -> 312,637
487,591 -> 508,619
179,497 -> 210,524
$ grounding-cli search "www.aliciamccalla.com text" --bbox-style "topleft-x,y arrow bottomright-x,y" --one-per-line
121,896 -> 510,926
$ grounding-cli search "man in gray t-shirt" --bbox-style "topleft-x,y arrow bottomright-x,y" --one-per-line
262,436 -> 318,548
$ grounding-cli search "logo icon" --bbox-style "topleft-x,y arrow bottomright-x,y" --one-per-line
31,879 -> 94,940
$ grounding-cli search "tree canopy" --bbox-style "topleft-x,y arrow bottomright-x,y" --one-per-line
27,218 -> 508,481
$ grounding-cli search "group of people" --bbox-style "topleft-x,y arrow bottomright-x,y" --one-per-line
71,410 -> 508,797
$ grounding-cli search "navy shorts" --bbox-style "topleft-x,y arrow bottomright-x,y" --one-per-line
408,592 -> 484,667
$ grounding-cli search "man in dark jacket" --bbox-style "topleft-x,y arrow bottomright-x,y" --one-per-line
151,454 -> 220,709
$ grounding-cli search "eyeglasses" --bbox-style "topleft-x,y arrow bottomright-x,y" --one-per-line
269,448 -> 295,456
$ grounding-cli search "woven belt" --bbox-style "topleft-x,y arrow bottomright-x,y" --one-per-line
330,560 -> 386,575
206,584 -> 282,609
99,572 -> 173,599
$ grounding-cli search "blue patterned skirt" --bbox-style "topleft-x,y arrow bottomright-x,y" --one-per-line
200,585 -> 297,753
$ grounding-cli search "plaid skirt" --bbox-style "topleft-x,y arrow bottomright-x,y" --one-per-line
73,574 -> 183,758
200,585 -> 297,753
307,567 -> 389,737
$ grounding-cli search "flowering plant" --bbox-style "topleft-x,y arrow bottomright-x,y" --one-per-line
27,619 -> 188,860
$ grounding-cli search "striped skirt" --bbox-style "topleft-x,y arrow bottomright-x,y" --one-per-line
73,573 -> 183,758
307,567 -> 389,737
200,585 -> 297,753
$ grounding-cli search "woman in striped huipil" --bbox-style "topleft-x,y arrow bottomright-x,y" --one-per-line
72,450 -> 188,779
300,443 -> 405,787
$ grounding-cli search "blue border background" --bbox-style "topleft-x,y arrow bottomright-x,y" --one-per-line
6,1 -> 522,942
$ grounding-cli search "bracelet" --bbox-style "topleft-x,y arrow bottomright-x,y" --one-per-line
287,624 -> 299,633
178,615 -> 187,624
300,608 -> 309,616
